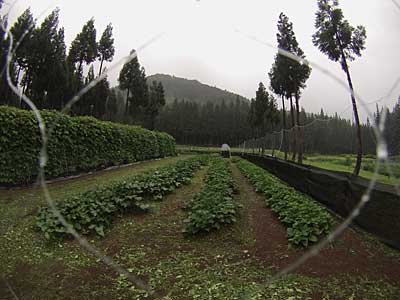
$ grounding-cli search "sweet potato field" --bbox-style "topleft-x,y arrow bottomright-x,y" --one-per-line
1,155 -> 399,300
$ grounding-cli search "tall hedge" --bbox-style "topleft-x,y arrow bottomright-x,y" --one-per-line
0,106 -> 176,185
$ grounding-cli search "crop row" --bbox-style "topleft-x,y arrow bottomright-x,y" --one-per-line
184,157 -> 239,235
36,156 -> 207,239
236,159 -> 333,247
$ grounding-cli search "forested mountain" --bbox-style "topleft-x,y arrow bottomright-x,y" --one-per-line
146,74 -> 249,105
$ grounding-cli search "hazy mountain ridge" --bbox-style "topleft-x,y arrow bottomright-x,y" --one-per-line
147,74 -> 249,105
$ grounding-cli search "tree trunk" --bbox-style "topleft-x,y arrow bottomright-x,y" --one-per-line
77,60 -> 83,77
150,114 -> 156,131
281,96 -> 288,160
295,93 -> 303,164
262,136 -> 265,155
272,133 -> 276,157
20,81 -> 27,108
125,89 -> 130,116
98,57 -> 104,77
15,66 -> 22,87
290,96 -> 297,161
342,55 -> 362,176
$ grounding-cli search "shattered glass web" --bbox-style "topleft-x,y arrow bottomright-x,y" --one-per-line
2,0 -> 400,298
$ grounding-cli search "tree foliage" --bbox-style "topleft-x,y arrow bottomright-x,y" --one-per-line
9,8 -> 35,86
145,80 -> 166,130
377,99 -> 400,156
118,50 -> 148,118
312,0 -> 366,175
269,13 -> 312,161
0,8 -> 116,116
248,82 -> 279,139
97,23 -> 114,76
26,9 -> 67,109
157,98 -> 251,146
312,0 -> 366,69
68,18 -> 97,75
147,74 -> 248,106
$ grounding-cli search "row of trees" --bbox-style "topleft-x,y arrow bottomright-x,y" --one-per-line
1,1 -> 397,161
376,100 -> 400,156
268,13 -> 312,164
299,110 -> 376,155
0,6 -> 166,129
0,7 -> 115,115
154,96 -> 381,156
156,98 -> 251,146
262,0 -> 367,174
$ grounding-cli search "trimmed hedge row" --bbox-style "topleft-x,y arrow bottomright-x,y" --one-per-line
36,156 -> 207,239
184,157 -> 239,235
0,106 -> 176,185
236,158 -> 333,247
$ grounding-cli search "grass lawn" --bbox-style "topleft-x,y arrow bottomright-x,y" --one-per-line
1,156 -> 399,299
303,157 -> 400,186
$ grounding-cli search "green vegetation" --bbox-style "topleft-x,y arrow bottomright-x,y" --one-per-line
0,106 -> 175,185
184,157 -> 239,235
147,73 -> 249,105
303,154 -> 400,185
0,156 -> 398,299
1,1 -> 399,298
313,0 -> 367,175
236,158 -> 333,247
269,12 -> 312,163
0,8 -> 167,127
180,147 -> 400,185
36,156 -> 205,239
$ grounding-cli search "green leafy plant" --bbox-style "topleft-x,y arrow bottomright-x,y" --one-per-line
236,158 -> 333,247
184,157 -> 239,235
0,106 -> 176,185
36,156 -> 208,239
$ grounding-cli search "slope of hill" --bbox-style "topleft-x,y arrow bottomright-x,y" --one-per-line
147,74 -> 249,105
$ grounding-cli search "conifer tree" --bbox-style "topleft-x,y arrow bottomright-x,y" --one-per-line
145,81 -> 165,130
9,8 -> 35,89
26,9 -> 67,109
68,18 -> 98,77
274,13 -> 312,163
313,0 -> 366,175
0,0 -> 11,105
93,72 -> 110,118
269,53 -> 289,160
118,50 -> 148,119
97,23 -> 114,77
106,88 -> 118,121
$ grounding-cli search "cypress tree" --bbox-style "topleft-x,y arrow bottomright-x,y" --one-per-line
26,9 -> 67,109
9,8 -> 35,90
275,13 -> 312,163
97,23 -> 115,77
68,18 -> 98,78
118,50 -> 148,120
313,0 -> 367,175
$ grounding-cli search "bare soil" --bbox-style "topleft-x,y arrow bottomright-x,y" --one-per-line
231,164 -> 400,284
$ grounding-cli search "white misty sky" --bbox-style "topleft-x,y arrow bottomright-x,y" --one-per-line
6,0 -> 400,121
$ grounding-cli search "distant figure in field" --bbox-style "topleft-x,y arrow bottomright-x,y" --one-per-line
221,144 -> 231,158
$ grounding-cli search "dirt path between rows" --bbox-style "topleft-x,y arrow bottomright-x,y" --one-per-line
230,163 -> 400,284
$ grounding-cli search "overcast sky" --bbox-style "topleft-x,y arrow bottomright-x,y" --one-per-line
5,0 -> 400,121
